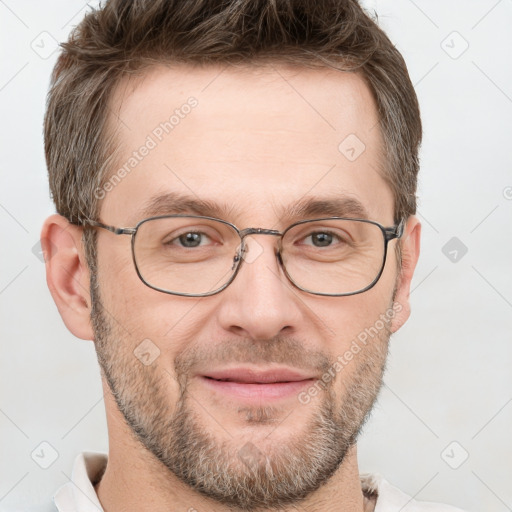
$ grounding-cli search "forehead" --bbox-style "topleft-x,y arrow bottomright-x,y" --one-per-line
102,63 -> 393,226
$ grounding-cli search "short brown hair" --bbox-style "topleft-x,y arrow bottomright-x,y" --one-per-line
44,0 -> 421,268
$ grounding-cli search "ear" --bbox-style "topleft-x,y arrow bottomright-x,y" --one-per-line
390,215 -> 421,333
40,214 -> 94,341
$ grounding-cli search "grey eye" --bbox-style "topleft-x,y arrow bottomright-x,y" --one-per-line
309,232 -> 334,247
177,232 -> 205,247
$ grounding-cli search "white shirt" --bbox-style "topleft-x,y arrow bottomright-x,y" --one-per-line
50,452 -> 467,512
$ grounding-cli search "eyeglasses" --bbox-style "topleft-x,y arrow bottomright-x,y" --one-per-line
78,215 -> 404,297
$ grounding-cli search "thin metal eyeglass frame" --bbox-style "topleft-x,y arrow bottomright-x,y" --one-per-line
78,214 -> 405,297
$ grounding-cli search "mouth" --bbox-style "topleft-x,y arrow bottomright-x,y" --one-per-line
199,367 -> 316,401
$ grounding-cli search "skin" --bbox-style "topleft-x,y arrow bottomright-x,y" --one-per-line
42,63 -> 421,512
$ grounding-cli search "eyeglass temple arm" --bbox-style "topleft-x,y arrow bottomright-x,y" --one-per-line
77,219 -> 136,236
383,218 -> 406,241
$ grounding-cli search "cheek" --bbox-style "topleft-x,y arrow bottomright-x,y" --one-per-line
95,250 -> 151,349
325,297 -> 391,389
309,284 -> 394,342
96,244 -> 217,368
99,270 -> 207,361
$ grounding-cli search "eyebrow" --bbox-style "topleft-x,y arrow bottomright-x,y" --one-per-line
285,196 -> 369,221
138,192 -> 237,220
136,192 -> 370,224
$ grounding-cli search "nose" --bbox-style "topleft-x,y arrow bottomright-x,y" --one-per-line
215,235 -> 303,340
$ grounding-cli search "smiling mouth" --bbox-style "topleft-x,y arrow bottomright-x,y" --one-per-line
201,367 -> 316,384
198,370 -> 316,401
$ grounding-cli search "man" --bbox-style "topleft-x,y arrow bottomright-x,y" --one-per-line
40,0 -> 466,510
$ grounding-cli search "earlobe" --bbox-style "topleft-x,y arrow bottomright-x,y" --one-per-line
390,216 -> 421,333
41,214 -> 95,341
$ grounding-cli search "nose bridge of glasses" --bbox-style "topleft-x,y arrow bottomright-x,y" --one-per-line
236,227 -> 284,264
238,227 -> 283,239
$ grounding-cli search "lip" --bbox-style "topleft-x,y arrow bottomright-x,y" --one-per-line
203,367 -> 315,383
198,367 -> 316,401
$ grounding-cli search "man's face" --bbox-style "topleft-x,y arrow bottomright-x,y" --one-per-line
92,64 -> 401,509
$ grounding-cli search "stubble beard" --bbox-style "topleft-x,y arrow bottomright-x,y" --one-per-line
90,279 -> 390,511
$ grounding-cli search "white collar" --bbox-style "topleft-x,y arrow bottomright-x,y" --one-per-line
53,452 -> 465,512
53,452 -> 105,512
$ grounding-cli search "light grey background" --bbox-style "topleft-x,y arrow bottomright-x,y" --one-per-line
1,1 -> 511,510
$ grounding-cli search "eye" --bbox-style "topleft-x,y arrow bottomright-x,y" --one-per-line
302,231 -> 343,248
169,231 -> 213,248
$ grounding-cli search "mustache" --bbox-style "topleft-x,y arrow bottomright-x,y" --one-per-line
174,336 -> 333,378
